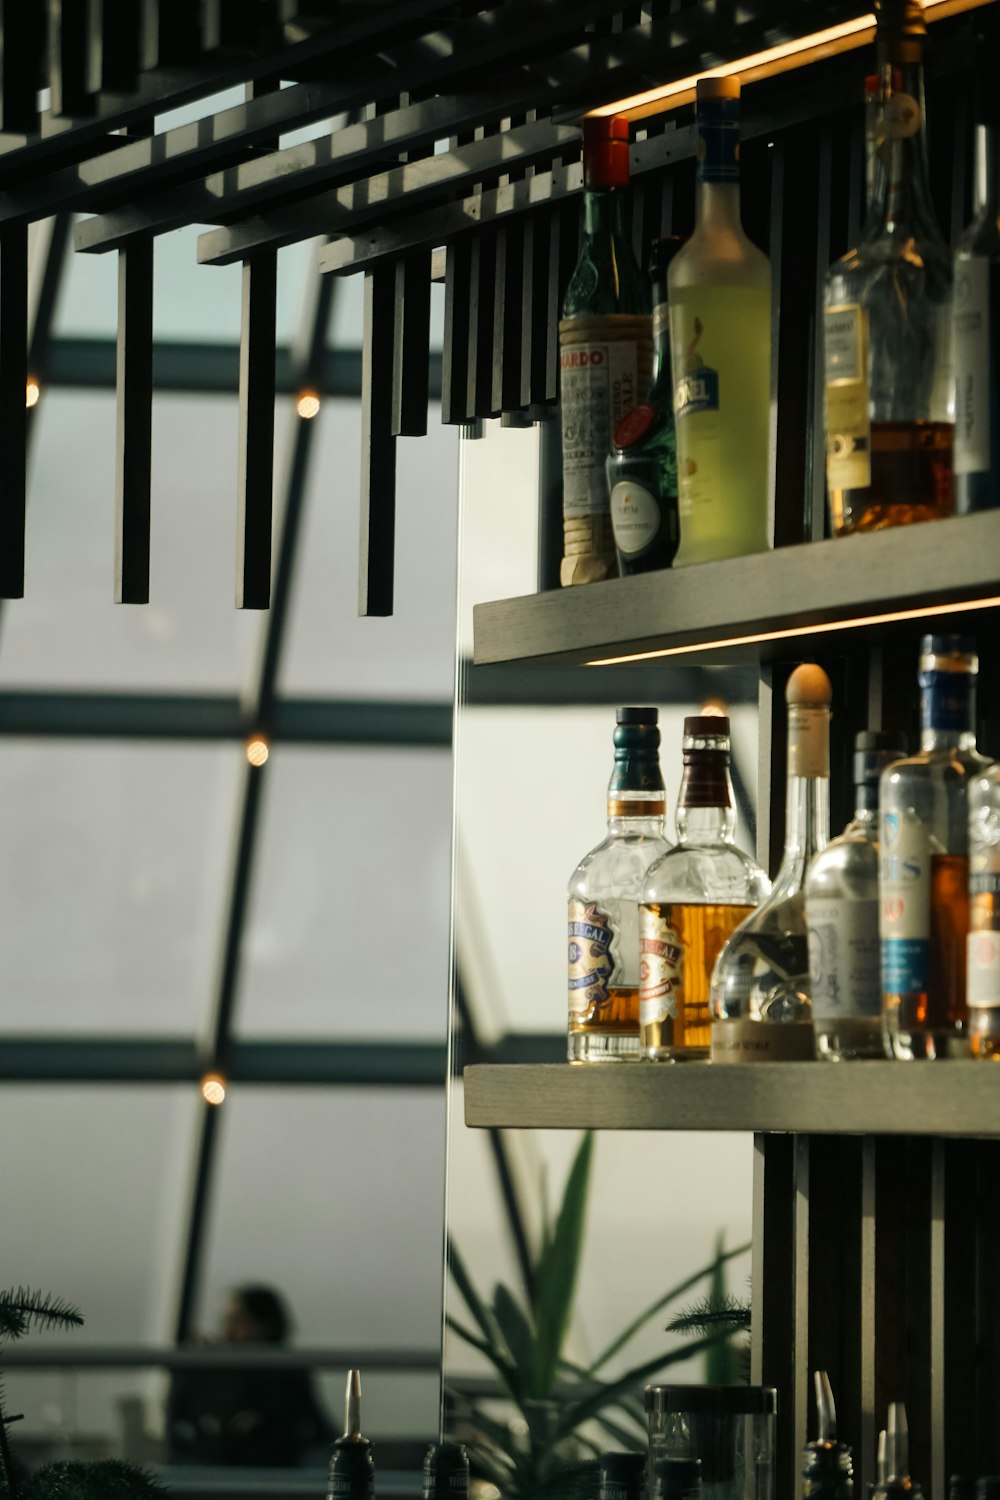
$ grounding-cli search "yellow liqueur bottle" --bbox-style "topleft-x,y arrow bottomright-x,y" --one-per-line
668,76 -> 771,566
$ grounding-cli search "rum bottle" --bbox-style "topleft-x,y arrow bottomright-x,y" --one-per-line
640,715 -> 770,1060
823,0 -> 954,535
880,636 -> 987,1059
607,236 -> 685,575
559,117 -> 652,586
710,665 -> 832,1062
805,730 -> 906,1060
953,55 -> 1000,513
668,75 -> 771,566
568,708 -> 671,1062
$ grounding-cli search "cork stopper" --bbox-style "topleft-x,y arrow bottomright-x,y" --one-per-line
786,663 -> 833,707
697,75 -> 740,102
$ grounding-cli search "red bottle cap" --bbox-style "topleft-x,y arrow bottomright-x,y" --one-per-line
582,114 -> 631,190
613,404 -> 656,450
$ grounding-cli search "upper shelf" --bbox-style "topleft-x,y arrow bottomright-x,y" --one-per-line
472,510 -> 1000,668
464,1062 -> 1000,1138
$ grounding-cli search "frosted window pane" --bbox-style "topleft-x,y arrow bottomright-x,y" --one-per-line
5,391 -> 273,690
0,741 -> 237,1035
236,746 -> 452,1040
331,275 -> 445,352
278,401 -> 459,700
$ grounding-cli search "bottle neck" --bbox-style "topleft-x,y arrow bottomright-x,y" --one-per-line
695,180 -> 743,231
972,122 -> 1000,217
674,753 -> 736,843
607,790 -> 666,834
650,279 -> 672,398
583,186 -> 630,245
779,774 -> 830,874
854,784 -> 880,821
919,668 -> 977,752
866,47 -> 942,240
675,803 -> 736,843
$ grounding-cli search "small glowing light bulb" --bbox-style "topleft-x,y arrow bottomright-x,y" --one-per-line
296,389 -> 321,420
201,1074 -> 226,1106
25,379 -> 40,409
700,699 -> 728,718
246,736 -> 269,767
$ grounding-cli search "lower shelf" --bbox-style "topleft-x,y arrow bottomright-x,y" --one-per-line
463,1061 -> 1000,1136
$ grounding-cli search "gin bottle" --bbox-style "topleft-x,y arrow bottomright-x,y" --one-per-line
823,0 -> 954,535
668,74 -> 771,566
607,236 -> 685,575
968,760 -> 1000,1057
880,636 -> 987,1059
640,715 -> 770,1061
559,116 -> 652,586
805,730 -> 906,1060
710,665 -> 832,1062
953,77 -> 1000,513
568,708 -> 671,1062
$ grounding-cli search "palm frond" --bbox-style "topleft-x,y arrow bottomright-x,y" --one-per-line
0,1291 -> 83,1343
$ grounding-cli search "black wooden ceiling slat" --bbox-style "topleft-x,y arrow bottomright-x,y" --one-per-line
0,224 -> 27,597
87,0 -> 140,94
49,0 -> 96,119
359,266 -> 397,616
391,250 -> 431,438
236,252 -> 277,610
0,2 -> 43,136
114,236 -> 153,604
440,238 -> 472,427
492,219 -> 525,416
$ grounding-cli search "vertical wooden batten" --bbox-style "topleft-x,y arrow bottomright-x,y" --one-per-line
236,251 -> 278,609
0,225 -> 27,598
391,249 -> 431,438
114,235 -> 153,604
359,264 -> 397,616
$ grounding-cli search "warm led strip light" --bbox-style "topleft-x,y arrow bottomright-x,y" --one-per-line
586,594 -> 1000,666
587,0 -> 995,121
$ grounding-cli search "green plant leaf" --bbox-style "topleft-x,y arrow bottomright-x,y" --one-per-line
529,1132 -> 593,1398
446,1239 -> 516,1372
443,1314 -> 520,1399
27,1460 -> 167,1498
0,1291 -> 83,1343
492,1284 -> 533,1397
588,1239 -> 750,1372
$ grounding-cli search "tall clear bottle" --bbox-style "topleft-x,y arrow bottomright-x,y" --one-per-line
823,0 -> 954,536
567,708 -> 671,1062
640,716 -> 770,1061
880,636 -> 987,1059
559,116 -> 652,586
953,51 -> 1000,514
967,759 -> 1000,1058
806,730 -> 906,1060
668,75 -> 771,566
710,665 -> 832,1062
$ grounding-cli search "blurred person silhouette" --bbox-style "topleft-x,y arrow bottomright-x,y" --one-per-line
167,1284 -> 333,1467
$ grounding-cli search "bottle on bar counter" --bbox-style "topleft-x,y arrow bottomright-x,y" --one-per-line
953,22 -> 1000,514
559,116 -> 652,587
668,74 -> 771,566
327,1370 -> 375,1500
567,708 -> 671,1062
823,0 -> 954,535
607,235 -> 685,575
880,636 -> 987,1059
640,715 -> 770,1061
806,730 -> 906,1060
710,665 -> 832,1062
422,1442 -> 469,1500
599,1451 -> 647,1500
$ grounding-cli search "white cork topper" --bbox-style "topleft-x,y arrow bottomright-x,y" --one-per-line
786,663 -> 832,779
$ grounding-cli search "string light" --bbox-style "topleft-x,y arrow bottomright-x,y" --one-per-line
296,389 -> 321,420
246,735 -> 269,767
201,1074 -> 226,1106
25,379 -> 39,409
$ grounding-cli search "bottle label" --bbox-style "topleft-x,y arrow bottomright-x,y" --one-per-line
610,479 -> 661,556
710,1019 -> 815,1062
568,898 -> 615,1016
968,834 -> 1000,1007
953,255 -> 991,476
787,705 -> 830,780
638,911 -> 683,1026
919,668 -> 975,735
560,336 -> 642,517
807,896 -> 881,1020
675,366 -> 720,419
824,303 -> 871,491
879,810 -> 931,993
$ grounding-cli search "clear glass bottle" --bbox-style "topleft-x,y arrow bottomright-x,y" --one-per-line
806,730 -> 906,1060
710,665 -> 832,1062
640,716 -> 770,1061
568,707 -> 671,1062
607,236 -> 685,575
953,83 -> 1000,514
559,116 -> 652,586
968,760 -> 1000,1058
668,74 -> 771,566
880,636 -> 987,1060
824,0 -> 954,535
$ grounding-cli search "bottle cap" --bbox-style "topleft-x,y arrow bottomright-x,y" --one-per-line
423,1442 -> 469,1498
599,1451 -> 646,1496
613,404 -> 657,451
617,706 -> 657,725
582,114 -> 631,189
697,75 -> 740,101
786,663 -> 833,707
921,633 -> 976,656
650,1457 -> 702,1499
684,715 -> 730,738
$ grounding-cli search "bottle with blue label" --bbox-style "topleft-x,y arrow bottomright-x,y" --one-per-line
667,74 -> 771,566
880,636 -> 988,1060
567,708 -> 671,1062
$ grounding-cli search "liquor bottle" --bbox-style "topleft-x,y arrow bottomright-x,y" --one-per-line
649,1459 -> 703,1500
559,116 -> 652,587
966,756 -> 1000,1057
640,715 -> 770,1060
710,665 -> 832,1062
422,1442 -> 469,1499
328,1370 -> 375,1499
599,1451 -> 646,1500
823,0 -> 954,535
802,1372 -> 853,1500
806,730 -> 907,1060
568,707 -> 671,1062
880,636 -> 987,1059
668,75 -> 771,566
607,236 -> 685,575
871,1404 -> 924,1500
953,43 -> 1000,514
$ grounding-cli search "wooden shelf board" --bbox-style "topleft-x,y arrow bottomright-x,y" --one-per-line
472,510 -> 1000,668
464,1061 -> 1000,1137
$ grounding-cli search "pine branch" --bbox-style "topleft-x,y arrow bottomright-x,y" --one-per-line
0,1291 -> 83,1343
26,1460 -> 168,1498
665,1294 -> 751,1339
